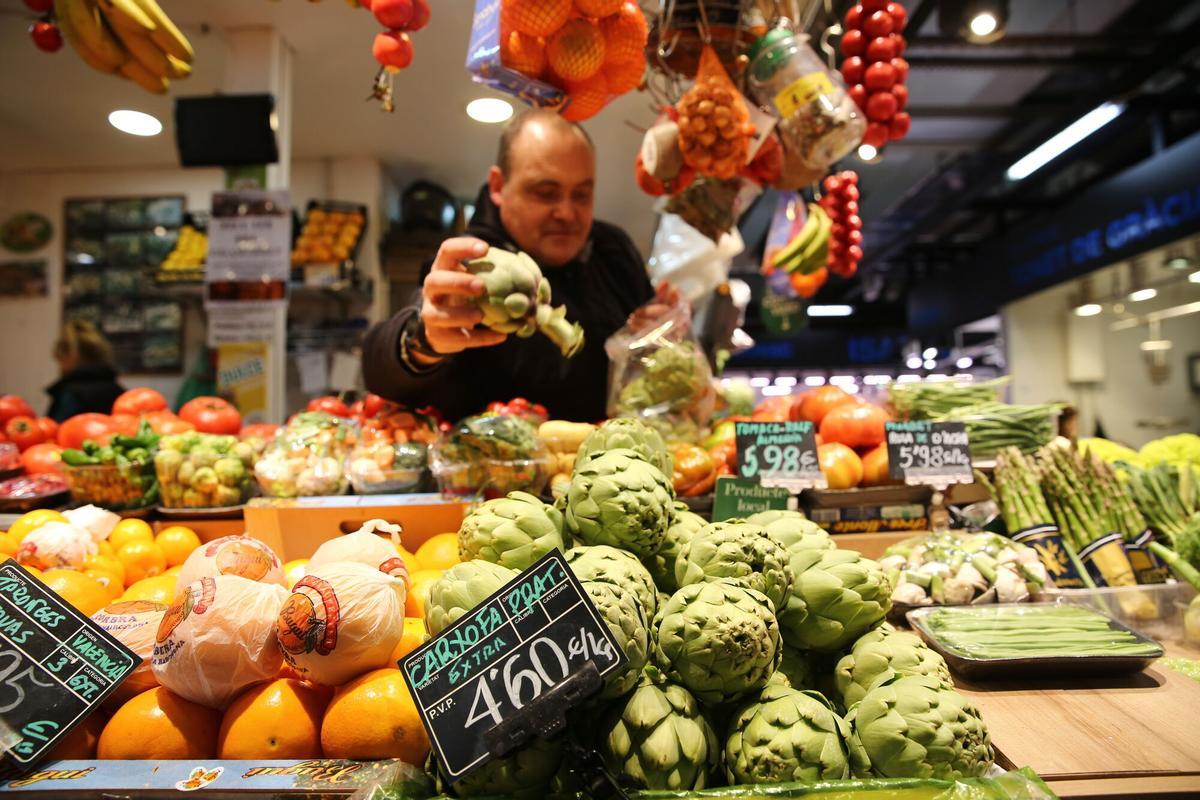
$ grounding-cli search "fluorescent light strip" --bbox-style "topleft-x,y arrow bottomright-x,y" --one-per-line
804,376 -> 827,387
775,376 -> 798,387
760,385 -> 791,397
807,305 -> 853,317
1007,102 -> 1125,181
749,377 -> 770,388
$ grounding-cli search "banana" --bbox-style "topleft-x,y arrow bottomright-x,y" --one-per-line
131,0 -> 193,63
110,22 -> 170,78
57,0 -> 127,72
95,0 -> 155,34
165,54 -> 191,79
772,205 -> 821,271
779,204 -> 831,275
55,0 -> 120,73
120,58 -> 168,93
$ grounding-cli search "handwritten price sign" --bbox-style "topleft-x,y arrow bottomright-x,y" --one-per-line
736,421 -> 825,491
885,421 -> 973,486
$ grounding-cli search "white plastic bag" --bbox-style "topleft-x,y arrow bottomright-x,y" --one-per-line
93,599 -> 167,706
308,520 -> 410,584
176,533 -> 285,589
16,521 -> 96,570
63,505 -> 120,543
648,213 -> 744,305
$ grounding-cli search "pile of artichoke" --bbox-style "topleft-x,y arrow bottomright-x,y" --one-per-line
422,423 -> 994,796
465,246 -> 584,357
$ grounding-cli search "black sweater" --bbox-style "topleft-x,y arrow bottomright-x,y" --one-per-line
362,188 -> 654,422
46,364 -> 125,422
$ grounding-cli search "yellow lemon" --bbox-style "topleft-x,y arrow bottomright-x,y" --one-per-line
119,574 -> 178,604
108,519 -> 154,552
8,509 -> 67,543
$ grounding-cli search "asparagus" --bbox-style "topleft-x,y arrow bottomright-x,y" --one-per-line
923,605 -> 1162,659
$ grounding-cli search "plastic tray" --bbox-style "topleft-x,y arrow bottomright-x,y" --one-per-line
1045,581 -> 1199,652
907,603 -> 1164,679
157,504 -> 246,520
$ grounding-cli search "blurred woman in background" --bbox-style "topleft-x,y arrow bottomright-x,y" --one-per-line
46,320 -> 125,421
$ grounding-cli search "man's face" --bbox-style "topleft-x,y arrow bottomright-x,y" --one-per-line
489,120 -> 595,267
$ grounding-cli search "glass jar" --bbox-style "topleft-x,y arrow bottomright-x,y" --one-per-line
747,30 -> 865,171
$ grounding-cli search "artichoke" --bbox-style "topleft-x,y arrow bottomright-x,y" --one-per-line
725,684 -> 854,784
645,503 -> 706,593
465,247 -> 584,357
835,627 -> 952,709
576,418 -> 672,475
567,544 -> 657,618
767,645 -> 815,691
653,579 -> 781,705
779,548 -> 891,653
753,513 -> 834,556
675,520 -> 794,612
847,675 -> 994,780
444,736 -> 563,798
424,560 -> 517,635
616,341 -> 705,417
458,491 -> 566,571
583,581 -> 649,699
600,665 -> 720,791
565,449 -> 674,558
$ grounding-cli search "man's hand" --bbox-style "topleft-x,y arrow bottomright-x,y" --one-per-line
627,281 -> 684,333
418,237 -> 507,358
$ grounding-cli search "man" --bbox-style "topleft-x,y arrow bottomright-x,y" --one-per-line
363,109 -> 656,422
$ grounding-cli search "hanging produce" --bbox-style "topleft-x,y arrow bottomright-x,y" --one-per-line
357,0 -> 430,110
820,170 -> 863,277
841,0 -> 910,151
675,46 -> 756,180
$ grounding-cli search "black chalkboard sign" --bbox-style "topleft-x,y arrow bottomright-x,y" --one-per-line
0,562 -> 137,767
885,421 -> 973,485
401,551 -> 627,784
735,421 -> 825,491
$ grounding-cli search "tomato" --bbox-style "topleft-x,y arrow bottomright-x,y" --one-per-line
4,417 -> 44,452
819,443 -> 864,490
20,442 -> 63,475
108,413 -> 140,437
35,417 -> 58,442
840,28 -> 865,57
861,444 -> 894,487
179,397 -> 242,435
820,402 -> 889,450
798,386 -> 856,426
862,9 -> 894,38
112,387 -> 168,416
56,413 -> 113,451
750,396 -> 792,422
156,418 -> 195,435
0,396 -> 34,426
864,61 -> 897,91
306,396 -> 352,417
240,423 -> 279,441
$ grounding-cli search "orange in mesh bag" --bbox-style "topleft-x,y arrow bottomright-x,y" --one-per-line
308,519 -> 410,585
676,45 -> 756,180
92,599 -> 167,707
175,534 -> 285,589
152,575 -> 289,709
276,561 -> 406,687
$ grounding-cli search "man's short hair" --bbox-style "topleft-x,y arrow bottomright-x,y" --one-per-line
496,109 -> 595,175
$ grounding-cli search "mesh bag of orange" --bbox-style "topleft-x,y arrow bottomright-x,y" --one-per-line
676,45 -> 756,180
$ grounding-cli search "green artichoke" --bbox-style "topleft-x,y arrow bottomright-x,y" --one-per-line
653,579 -> 781,705
424,560 -> 517,635
616,341 -> 705,417
600,665 -> 720,791
583,581 -> 649,699
675,520 -> 794,612
753,513 -> 834,556
767,645 -> 815,691
458,491 -> 566,571
835,627 -> 952,709
565,449 -> 674,558
779,548 -> 891,653
567,544 -> 657,618
576,418 -> 672,475
444,736 -> 563,798
744,509 -> 806,526
725,684 -> 854,784
847,675 -> 994,780
465,247 -> 584,357
645,503 -> 706,593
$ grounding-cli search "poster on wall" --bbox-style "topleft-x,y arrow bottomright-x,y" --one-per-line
0,260 -> 48,299
216,342 -> 270,425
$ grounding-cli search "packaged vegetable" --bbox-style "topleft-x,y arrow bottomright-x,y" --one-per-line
345,440 -> 429,495
155,432 -> 256,509
92,599 -> 168,706
175,533 -> 285,589
254,412 -> 357,498
61,421 -> 160,510
431,414 -> 553,499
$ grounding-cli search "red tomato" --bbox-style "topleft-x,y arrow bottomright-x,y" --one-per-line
892,84 -> 909,110
20,442 -> 63,475
36,417 -> 58,442
840,28 -> 865,57
889,112 -> 912,139
57,413 -> 113,450
240,423 -> 279,441
820,402 -> 890,449
891,57 -> 909,83
864,61 -> 897,91
179,397 -> 242,435
799,386 -> 855,426
844,4 -> 863,29
306,396 -> 352,418
865,35 -> 896,62
112,387 -> 168,416
819,443 -> 864,490
861,444 -> 895,487
752,396 -> 793,422
863,9 -> 894,38
108,414 -> 140,437
887,1 -> 907,30
841,56 -> 865,85
4,417 -> 44,451
0,396 -> 34,426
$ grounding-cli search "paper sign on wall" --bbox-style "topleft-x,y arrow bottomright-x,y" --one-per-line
217,342 -> 269,425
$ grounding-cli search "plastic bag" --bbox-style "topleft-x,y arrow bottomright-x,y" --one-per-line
63,505 -> 120,543
676,45 -> 755,180
606,287 -> 716,443
16,521 -> 96,570
176,533 -> 286,589
254,411 -> 358,498
649,213 -> 744,305
309,519 -> 410,583
92,599 -> 167,706
152,575 -> 289,709
276,561 -> 407,686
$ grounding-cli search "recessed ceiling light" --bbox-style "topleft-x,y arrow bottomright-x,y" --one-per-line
108,109 -> 162,137
922,347 -> 937,359
969,12 -> 997,37
923,359 -> 936,369
906,356 -> 922,369
466,97 -> 513,124
1128,288 -> 1157,302
1074,303 -> 1103,317
857,143 -> 878,161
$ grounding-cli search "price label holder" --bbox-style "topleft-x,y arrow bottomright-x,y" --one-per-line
885,421 -> 973,488
0,562 -> 137,770
401,550 -> 628,790
735,421 -> 826,492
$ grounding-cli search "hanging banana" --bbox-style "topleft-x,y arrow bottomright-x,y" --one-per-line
56,0 -> 194,94
131,0 -> 194,63
95,0 -> 155,34
56,0 -> 127,72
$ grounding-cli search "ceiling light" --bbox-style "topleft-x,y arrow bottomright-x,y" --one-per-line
466,97 -> 513,124
804,375 -> 827,387
969,11 -> 997,37
956,356 -> 973,369
761,385 -> 791,396
906,356 -> 923,369
749,377 -> 770,388
863,374 -> 893,385
897,374 -> 921,383
108,109 -> 162,137
1139,340 -> 1172,352
923,359 -> 936,369
922,347 -> 937,359
844,384 -> 860,394
1128,288 -> 1158,302
926,374 -> 950,382
1164,249 -> 1192,271
1006,102 -> 1125,181
775,376 -> 798,387
1190,270 -> 1200,283
1074,303 -> 1103,317
807,304 -> 854,317
829,375 -> 857,386
857,143 -> 878,161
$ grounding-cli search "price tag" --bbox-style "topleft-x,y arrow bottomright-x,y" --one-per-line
0,562 -> 137,768
735,421 -> 825,491
401,551 -> 627,784
885,421 -> 973,486
712,476 -> 794,521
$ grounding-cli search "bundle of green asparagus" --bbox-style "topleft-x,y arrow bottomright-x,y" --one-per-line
1124,461 -> 1198,542
889,377 -> 1007,419
975,447 -> 1053,534
937,402 -> 1060,459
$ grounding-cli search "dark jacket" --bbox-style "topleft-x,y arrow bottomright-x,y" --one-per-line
363,187 -> 654,422
46,364 -> 125,422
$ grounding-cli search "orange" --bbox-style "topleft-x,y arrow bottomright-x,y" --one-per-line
84,569 -> 125,600
84,554 -> 126,585
119,574 -> 177,604
0,533 -> 18,558
501,30 -> 546,78
320,668 -> 429,762
406,569 -> 443,619
576,0 -> 622,16
165,564 -> 182,576
396,547 -> 421,578
98,687 -> 220,760
22,565 -> 43,582
46,710 -> 108,760
562,72 -> 610,121
415,534 -> 460,571
97,540 -> 115,558
604,52 -> 645,95
7,509 -> 67,543
504,0 -> 571,38
155,526 -> 201,567
547,18 -> 605,82
41,569 -> 110,615
283,558 -> 308,590
390,617 -> 429,664
218,679 -> 330,759
108,518 -> 154,552
116,540 -> 166,584
600,1 -> 647,65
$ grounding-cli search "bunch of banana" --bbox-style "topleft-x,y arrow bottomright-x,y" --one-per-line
771,203 -> 831,275
160,225 -> 207,275
54,0 -> 194,94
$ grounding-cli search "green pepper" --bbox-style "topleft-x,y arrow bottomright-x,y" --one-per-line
97,446 -> 116,464
82,440 -> 99,455
61,449 -> 98,467
126,448 -> 149,463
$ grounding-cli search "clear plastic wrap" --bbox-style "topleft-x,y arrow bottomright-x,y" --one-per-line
155,432 -> 256,509
254,411 -> 358,498
16,521 -> 96,570
175,533 -> 286,589
92,599 -> 168,706
345,440 -> 429,495
430,414 -> 553,499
